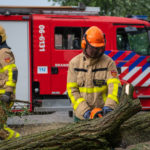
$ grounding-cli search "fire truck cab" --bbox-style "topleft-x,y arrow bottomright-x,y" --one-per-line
0,6 -> 150,112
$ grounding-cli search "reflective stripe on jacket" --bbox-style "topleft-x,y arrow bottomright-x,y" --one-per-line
67,53 -> 121,120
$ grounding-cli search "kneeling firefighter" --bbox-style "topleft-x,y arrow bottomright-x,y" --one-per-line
67,26 -> 122,121
0,25 -> 20,140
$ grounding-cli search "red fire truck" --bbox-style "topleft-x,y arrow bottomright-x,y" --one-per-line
0,6 -> 150,112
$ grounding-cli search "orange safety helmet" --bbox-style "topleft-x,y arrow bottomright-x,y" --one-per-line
81,26 -> 105,49
0,25 -> 6,43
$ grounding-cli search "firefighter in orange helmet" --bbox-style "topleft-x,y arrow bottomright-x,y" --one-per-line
0,25 -> 20,140
67,26 -> 121,121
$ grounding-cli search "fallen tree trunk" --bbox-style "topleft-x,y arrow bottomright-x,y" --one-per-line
0,85 -> 142,150
120,111 -> 150,148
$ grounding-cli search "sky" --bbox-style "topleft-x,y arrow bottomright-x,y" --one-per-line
0,0 -> 59,6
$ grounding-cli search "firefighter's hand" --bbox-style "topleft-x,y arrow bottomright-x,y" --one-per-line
1,93 -> 11,103
83,110 -> 91,119
102,106 -> 113,116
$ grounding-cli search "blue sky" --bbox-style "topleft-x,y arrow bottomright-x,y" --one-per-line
0,0 -> 59,6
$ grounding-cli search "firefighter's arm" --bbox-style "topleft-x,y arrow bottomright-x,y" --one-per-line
67,61 -> 90,119
105,61 -> 121,109
1,49 -> 18,94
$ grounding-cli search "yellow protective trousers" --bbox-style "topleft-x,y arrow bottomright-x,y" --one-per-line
0,101 -> 20,140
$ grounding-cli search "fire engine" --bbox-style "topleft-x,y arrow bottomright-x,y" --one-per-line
0,5 -> 150,112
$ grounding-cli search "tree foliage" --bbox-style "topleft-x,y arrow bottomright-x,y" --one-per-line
53,0 -> 150,17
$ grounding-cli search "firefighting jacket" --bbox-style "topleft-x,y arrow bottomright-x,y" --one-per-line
0,47 -> 18,99
67,52 -> 121,120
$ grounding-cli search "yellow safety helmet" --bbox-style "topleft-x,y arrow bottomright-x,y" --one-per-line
81,26 -> 105,49
0,25 -> 7,43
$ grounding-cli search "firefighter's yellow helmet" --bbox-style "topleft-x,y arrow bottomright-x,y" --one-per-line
0,25 -> 7,43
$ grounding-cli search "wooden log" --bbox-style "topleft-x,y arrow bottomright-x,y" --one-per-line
119,111 -> 150,148
0,84 -> 142,150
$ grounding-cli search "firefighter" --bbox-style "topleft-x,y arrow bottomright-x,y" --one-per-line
0,25 -> 20,140
67,26 -> 121,121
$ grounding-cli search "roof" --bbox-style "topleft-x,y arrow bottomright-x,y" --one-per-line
33,14 -> 150,26
88,16 -> 149,25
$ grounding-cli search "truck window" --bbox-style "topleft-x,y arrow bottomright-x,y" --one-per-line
117,28 -> 150,55
55,27 -> 82,50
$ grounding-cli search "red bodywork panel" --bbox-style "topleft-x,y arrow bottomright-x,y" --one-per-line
32,14 -> 150,94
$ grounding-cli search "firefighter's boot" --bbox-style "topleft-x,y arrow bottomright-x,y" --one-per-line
1,125 -> 21,140
0,129 -> 9,140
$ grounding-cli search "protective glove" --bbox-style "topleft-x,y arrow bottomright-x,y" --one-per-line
1,92 -> 11,103
102,106 -> 113,116
90,108 -> 103,119
83,110 -> 91,119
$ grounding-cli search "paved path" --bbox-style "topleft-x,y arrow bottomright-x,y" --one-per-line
7,111 -> 73,125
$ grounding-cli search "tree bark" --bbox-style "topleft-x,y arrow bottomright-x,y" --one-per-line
0,85 -> 142,150
119,112 -> 150,148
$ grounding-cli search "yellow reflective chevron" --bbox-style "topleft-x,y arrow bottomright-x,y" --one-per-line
108,94 -> 119,104
15,132 -> 20,138
73,98 -> 85,110
0,64 -> 17,87
6,81 -> 16,87
4,125 -> 14,140
79,85 -> 107,93
0,64 -> 17,72
106,78 -> 120,104
4,125 -> 20,140
67,87 -> 76,104
113,83 -> 119,97
0,89 -> 15,94
67,82 -> 78,89
4,126 -> 14,140
107,78 -> 121,85
0,89 -> 5,94
6,64 -> 17,87
67,82 -> 85,110
67,83 -> 76,104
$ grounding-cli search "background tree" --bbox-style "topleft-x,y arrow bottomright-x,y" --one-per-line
53,0 -> 150,17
